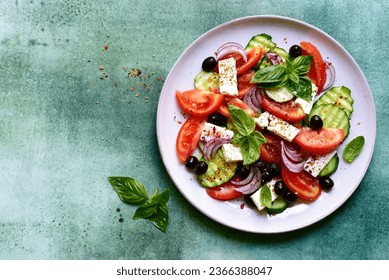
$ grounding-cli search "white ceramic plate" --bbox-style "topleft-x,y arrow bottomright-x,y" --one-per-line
156,16 -> 376,233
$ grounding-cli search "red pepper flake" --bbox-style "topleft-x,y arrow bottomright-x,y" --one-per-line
135,93 -> 139,97
104,45 -> 109,51
131,86 -> 135,91
99,66 -> 104,71
240,203 -> 245,209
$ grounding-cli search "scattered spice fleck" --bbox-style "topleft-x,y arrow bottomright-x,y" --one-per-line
99,66 -> 104,71
116,208 -> 120,213
118,218 -> 124,223
135,93 -> 139,97
104,45 -> 109,51
240,203 -> 245,209
131,86 -> 135,91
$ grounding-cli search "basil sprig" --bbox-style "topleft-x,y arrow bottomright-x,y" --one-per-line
259,184 -> 272,208
108,177 -> 169,232
228,104 -> 266,165
343,136 -> 365,163
250,55 -> 313,101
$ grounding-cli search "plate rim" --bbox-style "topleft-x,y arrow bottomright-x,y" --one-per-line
156,15 -> 376,233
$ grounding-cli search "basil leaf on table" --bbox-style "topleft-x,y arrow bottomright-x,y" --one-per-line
108,177 -> 169,232
343,136 -> 365,163
108,177 -> 148,205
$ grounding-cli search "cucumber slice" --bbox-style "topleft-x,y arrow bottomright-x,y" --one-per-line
273,47 -> 290,61
267,196 -> 289,214
309,104 -> 350,136
265,87 -> 294,102
198,149 -> 237,188
314,86 -> 354,117
245,33 -> 276,52
194,70 -> 219,91
318,153 -> 339,177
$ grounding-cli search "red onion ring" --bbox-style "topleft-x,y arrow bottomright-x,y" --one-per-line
215,42 -> 248,62
203,137 -> 230,160
281,141 -> 305,173
231,167 -> 254,186
323,60 -> 336,92
243,86 -> 262,113
282,142 -> 304,162
264,52 -> 283,65
233,165 -> 262,194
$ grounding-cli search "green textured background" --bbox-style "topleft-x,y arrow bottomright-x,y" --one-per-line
0,0 -> 387,260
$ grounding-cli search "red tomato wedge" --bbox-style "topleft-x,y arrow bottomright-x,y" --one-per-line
261,92 -> 306,123
300,41 -> 327,94
236,47 -> 263,75
176,89 -> 224,117
237,70 -> 256,97
260,133 -> 282,165
218,96 -> 256,117
294,127 -> 345,155
206,181 -> 242,201
176,116 -> 206,162
282,166 -> 321,201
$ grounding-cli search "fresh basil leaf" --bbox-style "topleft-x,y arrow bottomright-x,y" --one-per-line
288,72 -> 299,85
260,185 -> 272,208
108,177 -> 149,205
287,76 -> 312,101
239,135 -> 261,166
251,64 -> 287,84
150,189 -> 170,205
231,131 -> 246,145
228,104 -> 255,136
252,130 -> 267,145
147,203 -> 168,233
292,55 -> 312,75
133,204 -> 157,220
343,136 -> 365,163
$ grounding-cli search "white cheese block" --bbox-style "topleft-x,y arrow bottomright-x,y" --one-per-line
304,150 -> 337,177
254,112 -> 300,142
221,144 -> 243,163
295,83 -> 318,115
250,178 -> 279,211
200,122 -> 234,142
218,57 -> 238,96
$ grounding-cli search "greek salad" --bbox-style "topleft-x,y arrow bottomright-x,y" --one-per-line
175,33 -> 359,215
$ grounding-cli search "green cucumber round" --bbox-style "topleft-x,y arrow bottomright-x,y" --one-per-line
265,87 -> 294,103
314,86 -> 354,117
194,70 -> 219,91
309,104 -> 350,137
318,153 -> 339,177
198,149 -> 237,188
267,196 -> 289,214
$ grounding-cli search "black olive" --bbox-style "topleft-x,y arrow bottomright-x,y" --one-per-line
319,176 -> 334,189
194,161 -> 208,175
207,113 -> 228,127
236,164 -> 250,179
256,160 -> 268,173
261,170 -> 272,185
274,180 -> 287,196
289,44 -> 302,58
202,56 -> 217,72
269,163 -> 281,177
310,115 -> 324,130
185,156 -> 199,169
283,189 -> 298,203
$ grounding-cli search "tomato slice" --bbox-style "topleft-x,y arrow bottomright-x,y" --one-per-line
176,89 -> 224,117
260,133 -> 282,164
300,41 -> 327,94
218,96 -> 256,117
206,181 -> 242,201
282,166 -> 321,201
261,92 -> 306,123
294,127 -> 344,155
236,47 -> 263,75
176,116 -> 206,162
237,70 -> 256,97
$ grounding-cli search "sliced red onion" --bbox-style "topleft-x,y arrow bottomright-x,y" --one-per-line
243,86 -> 262,113
215,42 -> 247,62
264,52 -> 283,65
231,167 -> 254,186
323,60 -> 336,92
281,141 -> 305,173
282,142 -> 304,162
203,137 -> 230,160
233,165 -> 262,194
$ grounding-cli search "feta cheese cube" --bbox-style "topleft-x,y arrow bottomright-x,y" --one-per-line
304,150 -> 337,177
200,122 -> 234,142
250,178 -> 279,211
295,83 -> 318,115
255,112 -> 300,142
221,144 -> 243,162
218,57 -> 238,96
